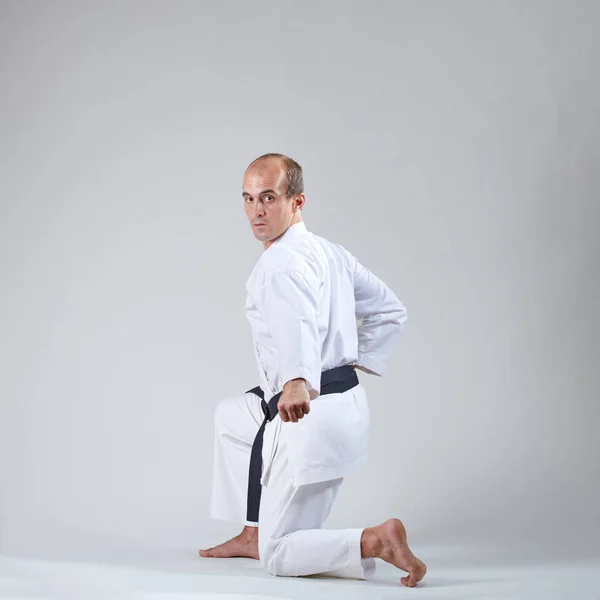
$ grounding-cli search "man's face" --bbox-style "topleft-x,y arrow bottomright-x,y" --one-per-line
243,161 -> 300,246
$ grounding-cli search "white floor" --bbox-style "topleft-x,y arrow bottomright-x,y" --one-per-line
1,550 -> 599,600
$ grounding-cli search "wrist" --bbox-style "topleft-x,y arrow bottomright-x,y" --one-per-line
283,378 -> 307,392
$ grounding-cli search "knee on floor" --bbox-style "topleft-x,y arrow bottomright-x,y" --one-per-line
259,535 -> 292,577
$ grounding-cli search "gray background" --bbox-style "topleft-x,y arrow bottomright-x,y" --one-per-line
1,0 -> 598,563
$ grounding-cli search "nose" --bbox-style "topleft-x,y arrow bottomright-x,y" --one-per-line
253,200 -> 266,217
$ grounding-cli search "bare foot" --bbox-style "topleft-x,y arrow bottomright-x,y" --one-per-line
199,526 -> 259,559
361,518 -> 427,587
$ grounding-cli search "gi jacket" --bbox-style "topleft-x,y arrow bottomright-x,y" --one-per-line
245,222 -> 406,486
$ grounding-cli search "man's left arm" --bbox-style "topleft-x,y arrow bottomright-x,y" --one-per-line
255,268 -> 321,423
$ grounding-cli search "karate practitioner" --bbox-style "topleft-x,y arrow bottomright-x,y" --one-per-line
200,154 -> 427,587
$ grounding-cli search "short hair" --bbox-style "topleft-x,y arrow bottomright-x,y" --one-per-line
246,153 -> 304,198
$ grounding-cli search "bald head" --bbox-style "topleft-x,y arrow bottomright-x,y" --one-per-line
246,153 -> 304,198
242,153 -> 306,248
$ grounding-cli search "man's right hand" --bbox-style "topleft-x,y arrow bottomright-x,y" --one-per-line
279,379 -> 311,423
354,364 -> 378,375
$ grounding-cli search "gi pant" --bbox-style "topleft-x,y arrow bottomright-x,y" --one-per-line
209,388 -> 376,579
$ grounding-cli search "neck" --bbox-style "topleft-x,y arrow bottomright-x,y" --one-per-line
263,215 -> 303,250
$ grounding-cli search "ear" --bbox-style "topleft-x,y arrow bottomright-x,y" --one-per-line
293,193 -> 306,211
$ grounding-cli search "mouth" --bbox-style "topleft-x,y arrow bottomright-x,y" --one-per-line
253,223 -> 266,228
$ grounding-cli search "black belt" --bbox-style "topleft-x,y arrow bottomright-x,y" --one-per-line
245,365 -> 359,523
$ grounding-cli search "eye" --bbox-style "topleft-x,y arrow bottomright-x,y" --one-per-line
264,195 -> 274,203
244,197 -> 253,202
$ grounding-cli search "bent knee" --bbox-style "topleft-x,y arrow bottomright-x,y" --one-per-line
214,397 -> 237,427
259,535 -> 291,577
260,543 -> 279,576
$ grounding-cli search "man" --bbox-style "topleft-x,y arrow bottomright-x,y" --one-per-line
199,154 -> 426,587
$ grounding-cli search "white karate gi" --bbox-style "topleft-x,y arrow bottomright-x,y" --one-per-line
210,222 -> 406,579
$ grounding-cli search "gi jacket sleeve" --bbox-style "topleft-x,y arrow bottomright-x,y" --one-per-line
353,258 -> 407,376
255,268 -> 322,397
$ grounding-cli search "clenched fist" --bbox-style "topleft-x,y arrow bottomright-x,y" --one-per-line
278,379 -> 311,423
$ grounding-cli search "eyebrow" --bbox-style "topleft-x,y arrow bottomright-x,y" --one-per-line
242,189 -> 277,198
